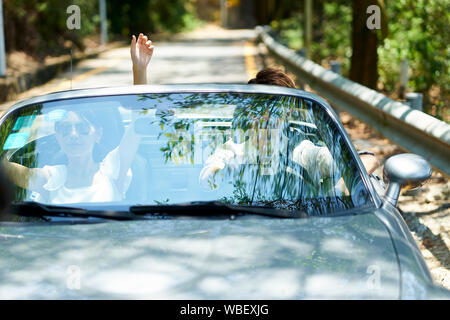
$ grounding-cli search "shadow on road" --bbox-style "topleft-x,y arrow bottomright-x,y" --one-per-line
400,210 -> 450,271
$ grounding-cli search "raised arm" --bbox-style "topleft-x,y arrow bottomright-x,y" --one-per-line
199,139 -> 237,189
115,120 -> 142,190
131,33 -> 154,85
1,157 -> 49,192
292,140 -> 339,185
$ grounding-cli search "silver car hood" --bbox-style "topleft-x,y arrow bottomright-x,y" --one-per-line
0,211 -> 401,299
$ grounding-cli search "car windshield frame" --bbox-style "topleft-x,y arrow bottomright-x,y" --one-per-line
0,84 -> 382,215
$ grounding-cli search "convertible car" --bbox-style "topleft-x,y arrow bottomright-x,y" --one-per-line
0,85 -> 448,299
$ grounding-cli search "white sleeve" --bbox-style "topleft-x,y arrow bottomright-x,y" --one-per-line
292,140 -> 317,171
204,148 -> 235,170
100,147 -> 132,195
292,140 -> 337,181
42,165 -> 67,191
199,141 -> 236,189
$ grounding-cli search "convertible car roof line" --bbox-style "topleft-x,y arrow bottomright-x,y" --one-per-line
1,84 -> 327,115
0,84 -> 382,209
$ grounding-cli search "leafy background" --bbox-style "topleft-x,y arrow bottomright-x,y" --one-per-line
2,0 -> 448,121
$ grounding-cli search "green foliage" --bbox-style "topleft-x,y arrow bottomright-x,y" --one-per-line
220,180 -> 252,205
270,0 -> 449,120
271,2 -> 352,76
314,2 -> 352,72
4,0 -> 99,57
378,0 -> 449,119
107,0 -> 203,36
4,0 -> 203,58
271,14 -> 304,50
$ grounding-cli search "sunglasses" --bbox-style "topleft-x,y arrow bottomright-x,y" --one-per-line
55,121 -> 92,137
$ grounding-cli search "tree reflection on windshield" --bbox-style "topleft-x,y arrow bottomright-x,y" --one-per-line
0,92 -> 371,216
136,92 -> 370,215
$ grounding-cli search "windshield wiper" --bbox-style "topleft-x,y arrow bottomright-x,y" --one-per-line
130,201 -> 308,219
11,202 -> 141,221
10,201 -> 308,221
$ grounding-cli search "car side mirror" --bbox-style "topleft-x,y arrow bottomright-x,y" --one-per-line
383,153 -> 432,206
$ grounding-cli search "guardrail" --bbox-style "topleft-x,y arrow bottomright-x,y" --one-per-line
256,26 -> 450,176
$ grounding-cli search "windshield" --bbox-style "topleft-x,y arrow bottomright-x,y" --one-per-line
0,92 -> 372,216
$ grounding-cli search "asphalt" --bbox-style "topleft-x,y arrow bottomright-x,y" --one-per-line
0,25 -> 259,114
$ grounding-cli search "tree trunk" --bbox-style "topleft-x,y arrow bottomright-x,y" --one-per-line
349,0 -> 379,89
313,0 -> 324,44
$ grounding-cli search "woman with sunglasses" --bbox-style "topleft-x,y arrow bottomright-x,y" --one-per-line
1,33 -> 158,204
2,106 -> 144,205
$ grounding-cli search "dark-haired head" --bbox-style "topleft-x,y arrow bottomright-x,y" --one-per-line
248,68 -> 296,89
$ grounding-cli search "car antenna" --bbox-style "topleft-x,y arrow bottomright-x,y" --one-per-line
70,47 -> 73,90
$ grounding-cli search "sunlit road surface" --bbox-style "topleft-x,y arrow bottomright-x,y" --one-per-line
0,25 -> 259,114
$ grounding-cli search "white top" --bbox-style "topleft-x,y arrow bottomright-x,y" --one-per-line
200,139 -> 340,188
39,147 -> 132,204
291,140 -> 339,183
204,139 -> 248,169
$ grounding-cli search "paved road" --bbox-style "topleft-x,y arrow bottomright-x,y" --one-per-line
0,25 -> 259,114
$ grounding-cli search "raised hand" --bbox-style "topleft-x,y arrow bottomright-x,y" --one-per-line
131,33 -> 154,84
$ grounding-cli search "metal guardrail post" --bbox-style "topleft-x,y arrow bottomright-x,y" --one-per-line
220,0 -> 227,28
330,61 -> 341,75
296,48 -> 306,57
0,0 -> 6,77
99,0 -> 108,45
406,93 -> 423,111
399,59 -> 408,99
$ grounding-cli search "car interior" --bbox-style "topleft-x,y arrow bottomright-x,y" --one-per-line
3,95 -> 368,211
